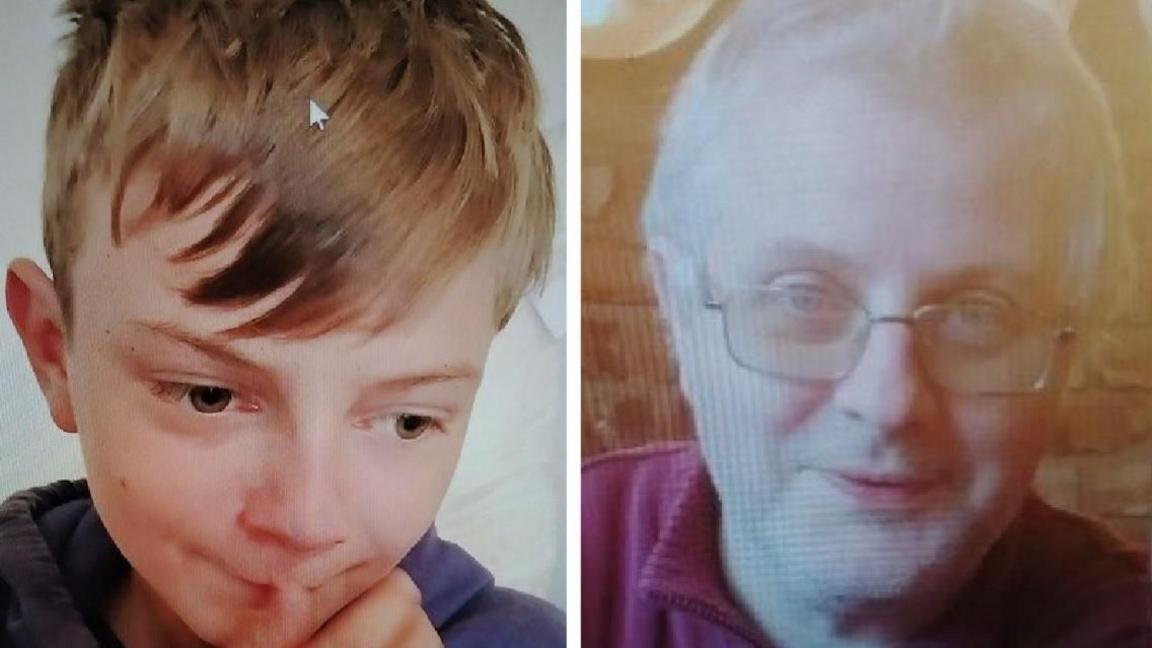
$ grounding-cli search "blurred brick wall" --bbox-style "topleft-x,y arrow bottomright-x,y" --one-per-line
582,0 -> 1151,545
1045,0 -> 1152,545
581,2 -> 729,455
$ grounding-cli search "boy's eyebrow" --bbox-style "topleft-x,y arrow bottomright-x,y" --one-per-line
129,321 -> 264,371
129,320 -> 481,390
361,364 -> 481,393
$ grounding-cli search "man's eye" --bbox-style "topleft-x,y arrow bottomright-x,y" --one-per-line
152,383 -> 234,414
941,301 -> 1017,346
766,285 -> 847,317
786,288 -> 829,314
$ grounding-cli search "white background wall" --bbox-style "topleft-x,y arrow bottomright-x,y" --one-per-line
0,0 -> 566,608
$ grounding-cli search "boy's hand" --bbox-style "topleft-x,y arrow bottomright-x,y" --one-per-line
228,562 -> 440,648
303,568 -> 441,648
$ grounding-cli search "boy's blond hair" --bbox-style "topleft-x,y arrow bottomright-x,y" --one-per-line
46,0 -> 554,336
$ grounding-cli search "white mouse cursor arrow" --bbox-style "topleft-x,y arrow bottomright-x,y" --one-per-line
309,99 -> 330,131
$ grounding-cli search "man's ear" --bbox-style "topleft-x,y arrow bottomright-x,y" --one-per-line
5,259 -> 77,433
646,235 -> 687,316
1038,329 -> 1078,412
646,236 -> 704,318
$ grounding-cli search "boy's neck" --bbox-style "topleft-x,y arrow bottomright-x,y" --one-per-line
105,569 -> 210,648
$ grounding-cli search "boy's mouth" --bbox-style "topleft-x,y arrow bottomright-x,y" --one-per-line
237,577 -> 278,606
198,546 -> 356,592
194,549 -> 277,589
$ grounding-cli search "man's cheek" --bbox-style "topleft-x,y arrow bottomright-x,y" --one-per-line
960,402 -> 1049,465
949,408 -> 1041,500
708,380 -> 827,466
766,381 -> 832,437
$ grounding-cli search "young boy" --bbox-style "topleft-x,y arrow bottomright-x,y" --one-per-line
0,0 -> 563,646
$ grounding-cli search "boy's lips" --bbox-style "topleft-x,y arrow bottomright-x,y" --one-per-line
193,548 -> 295,588
196,551 -> 276,588
199,543 -> 363,590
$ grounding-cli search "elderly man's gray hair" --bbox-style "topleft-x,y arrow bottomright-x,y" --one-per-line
643,0 -> 1135,327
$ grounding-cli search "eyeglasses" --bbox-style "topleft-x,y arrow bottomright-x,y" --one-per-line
705,283 -> 1074,395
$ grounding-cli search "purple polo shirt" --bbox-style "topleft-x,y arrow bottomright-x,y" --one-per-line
582,441 -> 1152,648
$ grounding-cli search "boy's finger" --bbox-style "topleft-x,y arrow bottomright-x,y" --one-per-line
227,557 -> 394,648
305,568 -> 441,648
296,557 -> 396,632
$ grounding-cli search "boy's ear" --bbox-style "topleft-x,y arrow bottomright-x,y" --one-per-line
5,259 -> 77,433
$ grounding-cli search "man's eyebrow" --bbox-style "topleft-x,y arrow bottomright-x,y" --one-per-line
930,264 -> 1049,302
751,241 -> 1040,280
742,240 -> 861,277
128,321 -> 263,370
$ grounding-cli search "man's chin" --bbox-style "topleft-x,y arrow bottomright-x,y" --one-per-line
765,547 -> 937,612
752,512 -> 964,603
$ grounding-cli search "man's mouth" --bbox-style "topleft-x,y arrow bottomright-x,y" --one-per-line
820,469 -> 947,509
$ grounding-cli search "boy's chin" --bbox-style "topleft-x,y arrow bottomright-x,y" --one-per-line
134,564 -> 275,645
167,596 -> 269,647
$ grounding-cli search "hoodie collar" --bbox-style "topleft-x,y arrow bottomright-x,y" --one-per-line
0,479 -> 128,647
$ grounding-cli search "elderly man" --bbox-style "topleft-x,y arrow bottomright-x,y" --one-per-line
582,1 -> 1152,646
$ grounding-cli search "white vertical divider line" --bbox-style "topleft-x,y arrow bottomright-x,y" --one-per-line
565,0 -> 583,643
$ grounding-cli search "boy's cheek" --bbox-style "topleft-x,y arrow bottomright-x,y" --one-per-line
353,437 -> 465,547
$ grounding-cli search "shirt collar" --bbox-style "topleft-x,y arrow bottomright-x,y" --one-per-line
638,447 -> 771,645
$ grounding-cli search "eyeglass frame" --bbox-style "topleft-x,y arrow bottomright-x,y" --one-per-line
703,288 -> 1076,395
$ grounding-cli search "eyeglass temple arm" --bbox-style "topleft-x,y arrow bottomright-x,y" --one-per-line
1030,327 -> 1077,391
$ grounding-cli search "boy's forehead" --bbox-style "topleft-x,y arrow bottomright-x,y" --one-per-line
74,232 -> 500,348
75,160 -> 261,298
114,160 -> 258,258
71,161 -> 501,339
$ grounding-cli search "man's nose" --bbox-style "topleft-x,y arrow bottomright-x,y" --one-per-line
238,436 -> 345,557
832,321 -> 934,432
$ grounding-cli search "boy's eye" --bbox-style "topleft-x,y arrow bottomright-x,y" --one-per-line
152,382 -> 235,414
188,386 -> 233,413
386,413 -> 438,440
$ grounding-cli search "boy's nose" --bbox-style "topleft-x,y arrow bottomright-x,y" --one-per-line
238,440 -> 345,558
832,321 -> 934,433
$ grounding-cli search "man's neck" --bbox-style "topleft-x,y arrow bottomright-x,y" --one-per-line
106,570 -> 211,648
